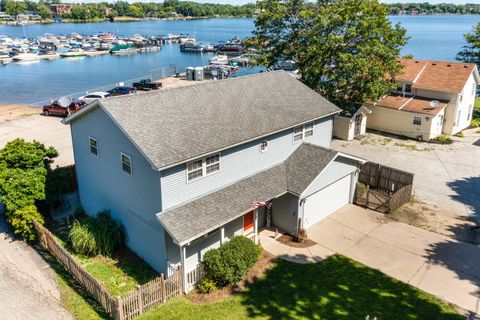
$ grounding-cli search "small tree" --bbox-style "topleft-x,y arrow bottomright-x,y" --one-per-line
7,205 -> 44,241
5,0 -> 27,18
457,23 -> 480,66
36,4 -> 52,19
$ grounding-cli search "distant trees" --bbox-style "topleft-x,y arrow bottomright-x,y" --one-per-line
5,0 -> 27,18
384,2 -> 480,15
457,23 -> 480,66
254,0 -> 408,112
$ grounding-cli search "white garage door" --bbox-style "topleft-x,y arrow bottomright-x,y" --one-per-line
303,174 -> 351,229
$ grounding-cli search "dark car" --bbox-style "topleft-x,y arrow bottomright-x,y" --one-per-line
133,79 -> 162,91
107,86 -> 138,96
43,100 -> 86,117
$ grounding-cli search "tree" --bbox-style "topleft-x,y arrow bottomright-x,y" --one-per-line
5,0 -> 27,18
0,139 -> 58,240
457,23 -> 480,66
254,0 -> 408,112
36,3 -> 52,19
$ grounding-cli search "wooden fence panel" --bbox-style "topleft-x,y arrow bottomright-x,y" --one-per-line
389,184 -> 413,212
358,162 -> 414,193
33,221 -> 182,320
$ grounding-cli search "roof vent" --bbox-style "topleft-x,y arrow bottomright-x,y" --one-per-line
430,100 -> 439,108
432,63 -> 437,66
447,64 -> 452,67
415,61 -> 419,63
464,65 -> 469,68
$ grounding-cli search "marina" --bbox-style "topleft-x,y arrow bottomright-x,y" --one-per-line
1,16 -> 480,105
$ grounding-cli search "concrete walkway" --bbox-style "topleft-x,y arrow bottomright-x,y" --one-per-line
259,204 -> 480,313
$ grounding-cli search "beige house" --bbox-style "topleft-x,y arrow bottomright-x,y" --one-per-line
366,59 -> 480,140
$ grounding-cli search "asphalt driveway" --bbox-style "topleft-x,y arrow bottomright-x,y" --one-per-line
308,205 -> 480,314
331,129 -> 480,217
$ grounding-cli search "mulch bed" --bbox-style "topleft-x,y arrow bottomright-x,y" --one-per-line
276,233 -> 317,248
185,251 -> 276,304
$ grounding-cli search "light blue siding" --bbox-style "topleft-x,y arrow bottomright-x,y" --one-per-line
301,156 -> 359,199
272,193 -> 299,235
160,117 -> 333,209
70,108 -> 167,273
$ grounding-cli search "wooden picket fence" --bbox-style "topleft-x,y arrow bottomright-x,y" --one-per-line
356,162 -> 414,213
185,264 -> 205,291
33,220 -> 182,320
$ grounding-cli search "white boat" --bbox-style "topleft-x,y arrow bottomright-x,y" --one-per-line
12,53 -> 41,62
60,48 -> 86,58
209,55 -> 229,65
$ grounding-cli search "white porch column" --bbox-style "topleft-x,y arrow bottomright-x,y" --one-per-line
253,208 -> 259,244
220,227 -> 225,245
180,245 -> 187,293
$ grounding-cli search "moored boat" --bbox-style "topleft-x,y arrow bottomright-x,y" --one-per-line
60,48 -> 86,58
109,44 -> 138,55
12,53 -> 41,61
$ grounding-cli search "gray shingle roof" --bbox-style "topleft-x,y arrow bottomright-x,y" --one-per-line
98,71 -> 340,169
158,143 -> 339,245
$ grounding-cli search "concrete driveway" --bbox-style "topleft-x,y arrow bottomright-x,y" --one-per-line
0,114 -> 73,167
309,205 -> 480,313
331,129 -> 480,217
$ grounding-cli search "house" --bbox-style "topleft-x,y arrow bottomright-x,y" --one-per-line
63,71 -> 365,292
50,3 -> 76,15
333,106 -> 370,141
366,59 -> 480,140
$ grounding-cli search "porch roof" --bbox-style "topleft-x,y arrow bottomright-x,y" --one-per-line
157,143 -> 340,245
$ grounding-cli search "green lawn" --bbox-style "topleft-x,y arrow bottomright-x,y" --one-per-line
49,219 -> 158,297
137,255 -> 462,320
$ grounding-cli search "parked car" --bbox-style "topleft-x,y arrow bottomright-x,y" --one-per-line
43,100 -> 86,117
78,91 -> 112,104
133,79 -> 162,91
107,86 -> 137,96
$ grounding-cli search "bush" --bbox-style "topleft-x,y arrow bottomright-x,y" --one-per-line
470,118 -> 480,128
69,210 -> 126,256
203,236 -> 261,286
196,277 -> 216,294
297,228 -> 308,243
6,205 -> 44,241
429,135 -> 453,144
455,132 -> 465,138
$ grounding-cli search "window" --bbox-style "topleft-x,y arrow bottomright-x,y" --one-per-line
187,153 -> 220,182
293,122 -> 314,143
456,110 -> 462,126
89,137 -> 98,156
413,116 -> 422,126
259,140 -> 268,152
121,153 -> 132,175
472,83 -> 477,96
404,84 -> 412,94
468,104 -> 473,120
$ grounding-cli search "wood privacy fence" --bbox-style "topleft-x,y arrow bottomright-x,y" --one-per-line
33,220 -> 182,320
356,162 -> 414,213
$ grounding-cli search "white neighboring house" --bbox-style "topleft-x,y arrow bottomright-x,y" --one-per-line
366,59 -> 480,140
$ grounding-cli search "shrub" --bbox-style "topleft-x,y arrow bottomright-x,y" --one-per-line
69,210 -> 126,256
297,228 -> 308,243
6,205 -> 44,241
203,236 -> 261,286
429,135 -> 453,144
470,118 -> 480,128
196,277 -> 216,294
455,132 -> 465,138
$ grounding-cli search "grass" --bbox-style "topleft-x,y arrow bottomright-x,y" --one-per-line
49,219 -> 158,297
394,143 -> 433,152
137,255 -> 462,320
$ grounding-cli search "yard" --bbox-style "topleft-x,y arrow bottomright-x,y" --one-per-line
54,253 -> 461,320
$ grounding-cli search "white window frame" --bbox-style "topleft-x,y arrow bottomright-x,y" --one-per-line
413,116 -> 422,126
259,140 -> 268,152
121,152 -> 132,176
89,137 -> 98,157
404,83 -> 413,94
472,83 -> 477,96
186,153 -> 220,183
456,110 -> 462,126
292,122 -> 314,143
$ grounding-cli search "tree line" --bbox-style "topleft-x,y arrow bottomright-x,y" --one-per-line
0,0 -> 257,20
384,2 -> 480,15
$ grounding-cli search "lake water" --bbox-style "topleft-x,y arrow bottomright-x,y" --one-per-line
1,15 -> 479,105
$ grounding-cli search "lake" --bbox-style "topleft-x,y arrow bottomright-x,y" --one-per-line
1,15 -> 479,105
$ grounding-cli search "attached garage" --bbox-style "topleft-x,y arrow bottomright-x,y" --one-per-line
302,174 -> 352,229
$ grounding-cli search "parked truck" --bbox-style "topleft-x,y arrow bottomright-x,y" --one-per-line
132,79 -> 162,91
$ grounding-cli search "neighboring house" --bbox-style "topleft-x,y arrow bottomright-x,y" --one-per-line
366,59 -> 480,140
333,106 -> 370,141
63,71 -> 365,292
50,3 -> 76,15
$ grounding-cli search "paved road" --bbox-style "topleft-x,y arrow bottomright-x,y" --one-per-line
331,129 -> 480,217
0,114 -> 73,167
0,210 -> 72,320
261,205 -> 480,314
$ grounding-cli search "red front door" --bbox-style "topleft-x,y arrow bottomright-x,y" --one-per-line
244,210 -> 254,234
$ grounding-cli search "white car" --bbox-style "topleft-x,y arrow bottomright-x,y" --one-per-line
79,92 -> 111,104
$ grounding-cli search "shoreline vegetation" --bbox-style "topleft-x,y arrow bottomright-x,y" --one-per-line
1,1 -> 480,27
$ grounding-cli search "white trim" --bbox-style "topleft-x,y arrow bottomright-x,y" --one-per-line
292,121 -> 314,144
120,152 -> 133,176
186,152 -> 221,183
88,136 -> 99,157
